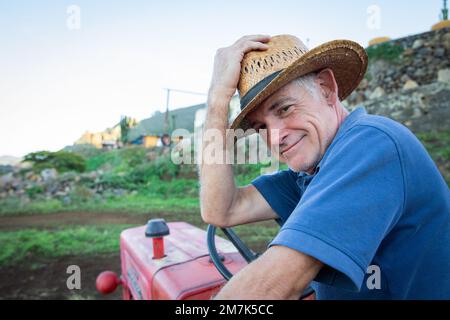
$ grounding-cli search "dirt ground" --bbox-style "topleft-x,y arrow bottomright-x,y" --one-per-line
0,253 -> 122,300
0,212 -> 149,300
0,211 -> 150,230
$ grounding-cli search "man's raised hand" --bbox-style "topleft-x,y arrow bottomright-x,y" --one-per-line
209,35 -> 270,100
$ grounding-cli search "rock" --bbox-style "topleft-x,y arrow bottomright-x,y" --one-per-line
358,78 -> 368,90
406,66 -> 416,75
403,80 -> 419,90
369,87 -> 385,100
412,39 -> 424,49
0,173 -> 14,189
434,48 -> 445,57
62,196 -> 72,206
438,69 -> 450,83
400,74 -> 411,83
417,47 -> 432,56
0,165 -> 14,175
46,182 -> 60,194
386,69 -> 395,77
55,191 -> 68,197
402,48 -> 414,56
443,33 -> 450,50
114,189 -> 126,197
41,168 -> 58,182
411,106 -> 423,119
414,68 -> 426,78
24,171 -> 40,182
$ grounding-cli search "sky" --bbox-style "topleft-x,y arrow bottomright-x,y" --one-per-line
0,0 -> 444,157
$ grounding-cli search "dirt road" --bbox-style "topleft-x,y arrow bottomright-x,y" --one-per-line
0,211 -> 149,230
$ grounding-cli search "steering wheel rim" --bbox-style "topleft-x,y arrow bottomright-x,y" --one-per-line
206,223 -> 315,299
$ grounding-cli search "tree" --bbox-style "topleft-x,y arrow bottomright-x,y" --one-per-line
120,116 -> 136,144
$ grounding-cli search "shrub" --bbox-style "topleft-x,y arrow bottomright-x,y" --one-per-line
25,185 -> 45,199
96,172 -> 136,190
70,185 -> 95,202
366,42 -> 404,63
130,155 -> 179,181
23,151 -> 86,173
85,146 -> 147,172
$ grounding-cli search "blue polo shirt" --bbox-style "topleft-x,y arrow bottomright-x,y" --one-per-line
252,107 -> 450,299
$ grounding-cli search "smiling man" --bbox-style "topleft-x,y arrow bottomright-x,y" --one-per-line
199,35 -> 450,299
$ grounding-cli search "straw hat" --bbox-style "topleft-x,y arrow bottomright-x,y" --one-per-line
230,35 -> 368,131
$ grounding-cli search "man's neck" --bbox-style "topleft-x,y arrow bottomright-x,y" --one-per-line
336,103 -> 349,127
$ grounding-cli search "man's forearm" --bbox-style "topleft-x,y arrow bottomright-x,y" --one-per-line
214,246 -> 322,300
199,91 -> 237,226
199,35 -> 270,226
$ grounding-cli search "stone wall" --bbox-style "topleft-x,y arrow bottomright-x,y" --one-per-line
349,82 -> 450,133
344,27 -> 450,133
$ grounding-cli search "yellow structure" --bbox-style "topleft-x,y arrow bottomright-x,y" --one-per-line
431,20 -> 450,30
143,136 -> 159,148
368,37 -> 392,47
75,125 -> 122,148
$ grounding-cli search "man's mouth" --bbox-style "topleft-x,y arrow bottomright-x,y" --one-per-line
281,135 -> 306,156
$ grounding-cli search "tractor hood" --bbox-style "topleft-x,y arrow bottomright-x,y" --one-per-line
119,222 -> 247,299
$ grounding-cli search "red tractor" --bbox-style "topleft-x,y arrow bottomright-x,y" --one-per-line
96,218 -> 314,299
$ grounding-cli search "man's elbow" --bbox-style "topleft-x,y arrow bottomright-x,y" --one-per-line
201,209 -> 231,228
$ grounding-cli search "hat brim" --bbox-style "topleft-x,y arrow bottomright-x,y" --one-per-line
230,40 -> 368,132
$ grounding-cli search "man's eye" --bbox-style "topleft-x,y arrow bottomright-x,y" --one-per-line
279,105 -> 292,115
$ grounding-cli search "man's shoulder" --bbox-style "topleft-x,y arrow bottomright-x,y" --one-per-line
342,110 -> 418,151
320,111 -> 412,169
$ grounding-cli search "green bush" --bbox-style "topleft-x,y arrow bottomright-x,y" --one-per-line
25,185 -> 45,199
23,151 -> 86,173
69,185 -> 95,202
85,146 -> 147,172
85,150 -> 119,172
130,155 -> 180,181
366,42 -> 404,63
96,172 -> 136,190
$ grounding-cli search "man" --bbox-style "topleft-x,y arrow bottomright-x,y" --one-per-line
199,34 -> 450,299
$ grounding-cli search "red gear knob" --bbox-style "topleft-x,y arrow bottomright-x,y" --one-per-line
96,271 -> 121,295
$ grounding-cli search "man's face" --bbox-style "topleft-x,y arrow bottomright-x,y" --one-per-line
246,79 -> 341,173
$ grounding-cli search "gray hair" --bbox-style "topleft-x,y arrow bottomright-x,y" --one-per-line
293,72 -> 320,100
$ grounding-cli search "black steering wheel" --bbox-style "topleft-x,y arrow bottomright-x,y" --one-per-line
206,220 -> 315,299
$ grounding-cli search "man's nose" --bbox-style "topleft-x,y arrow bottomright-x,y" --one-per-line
268,126 -> 289,149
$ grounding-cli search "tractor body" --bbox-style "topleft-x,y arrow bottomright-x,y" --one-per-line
97,221 -> 247,299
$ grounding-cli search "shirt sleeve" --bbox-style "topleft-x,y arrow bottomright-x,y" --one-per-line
270,125 -> 405,291
251,169 -> 302,223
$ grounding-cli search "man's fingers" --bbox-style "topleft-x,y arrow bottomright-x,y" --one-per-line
241,41 -> 269,54
234,34 -> 270,46
241,34 -> 271,43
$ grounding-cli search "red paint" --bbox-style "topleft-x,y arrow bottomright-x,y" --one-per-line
152,237 -> 165,259
96,271 -> 121,295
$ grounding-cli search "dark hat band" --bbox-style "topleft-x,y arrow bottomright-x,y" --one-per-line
239,70 -> 283,110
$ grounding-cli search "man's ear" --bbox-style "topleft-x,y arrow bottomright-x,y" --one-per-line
315,68 -> 339,106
